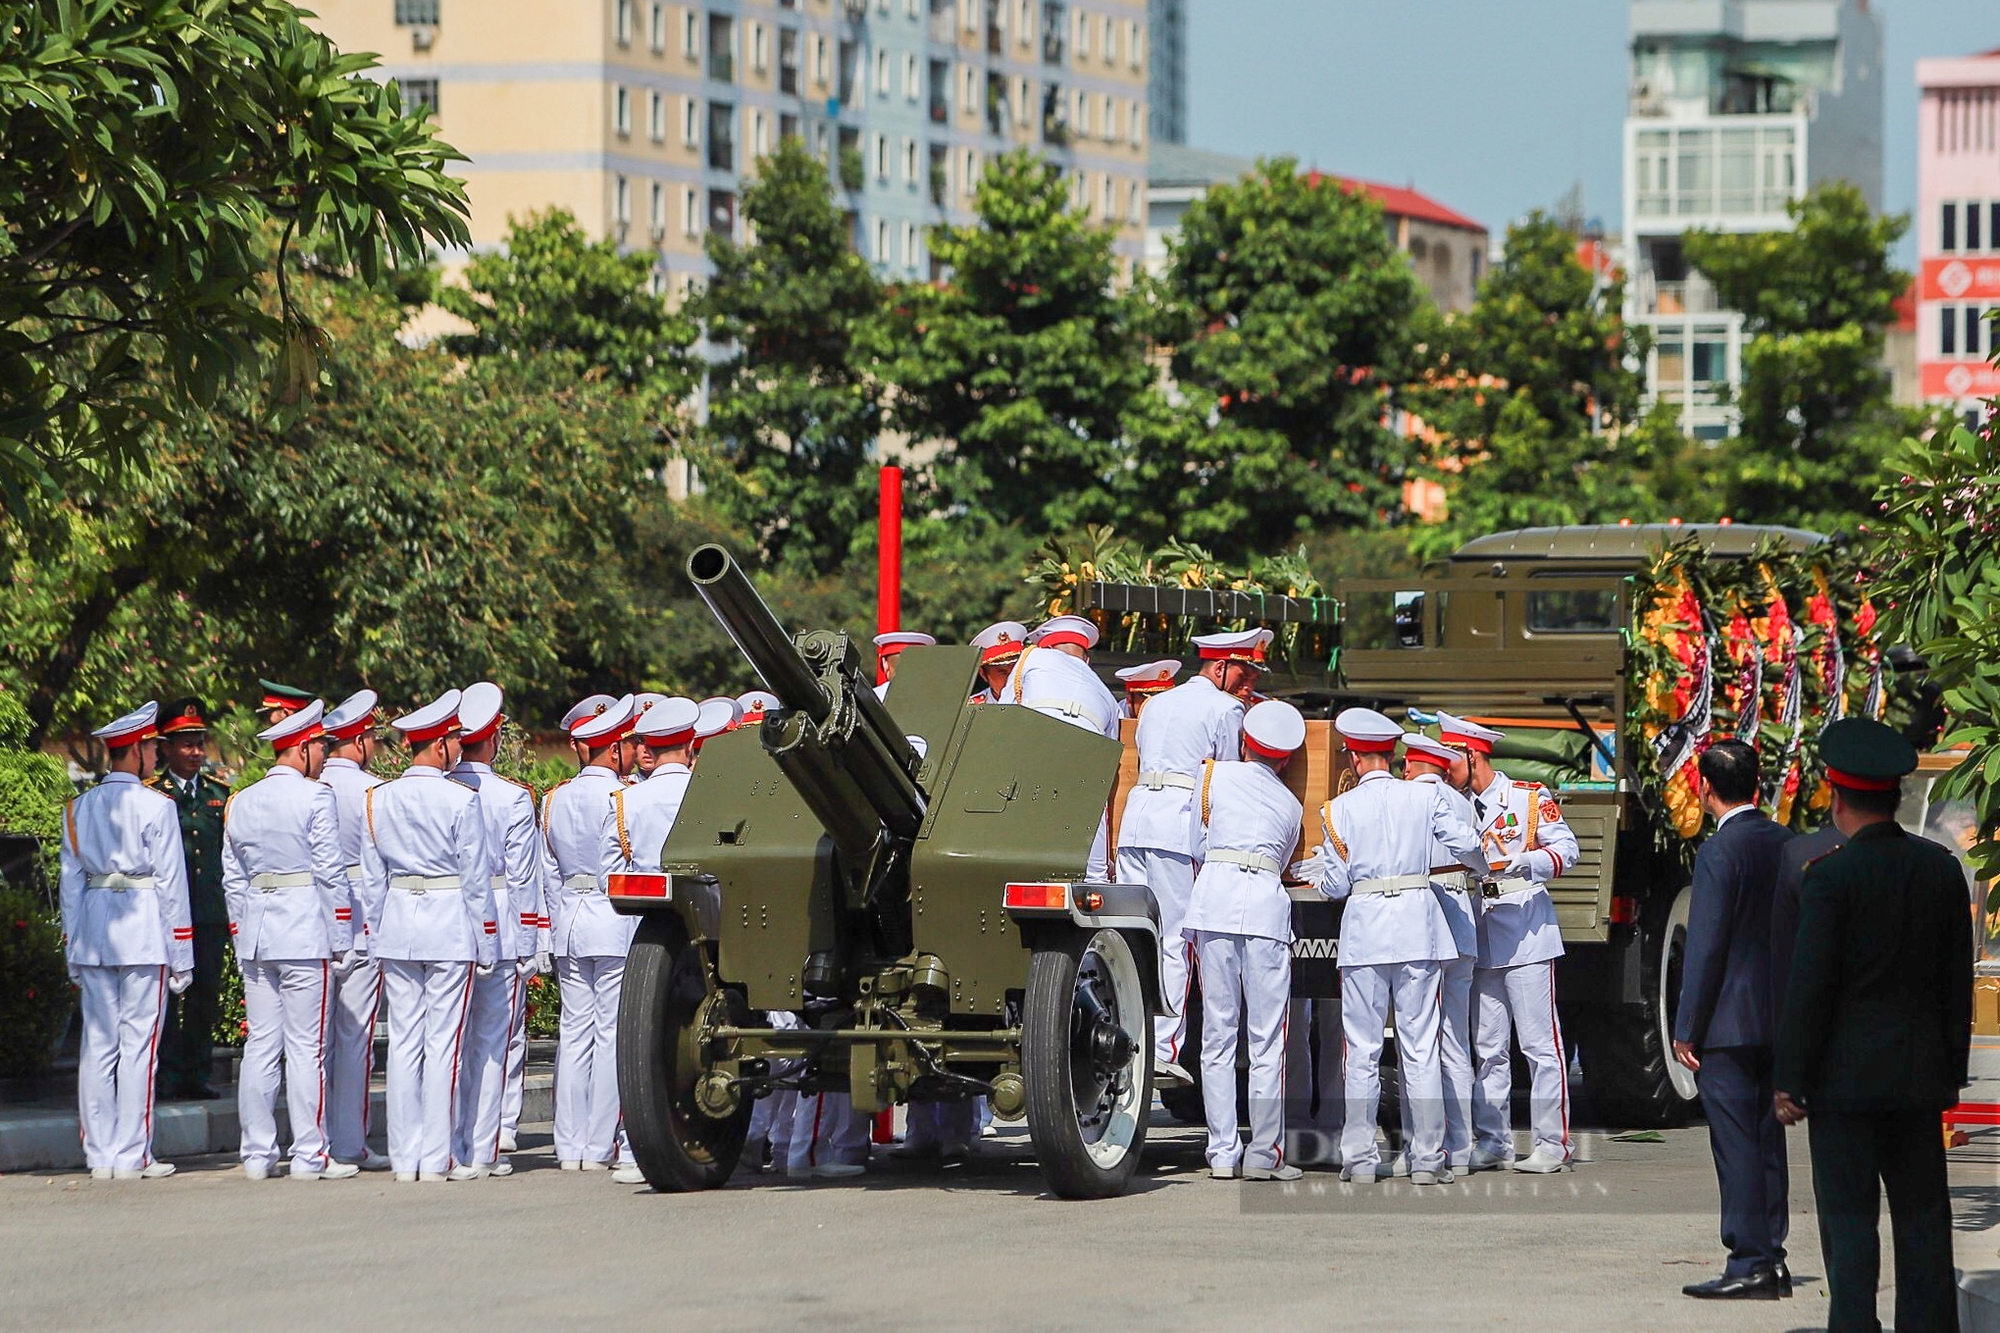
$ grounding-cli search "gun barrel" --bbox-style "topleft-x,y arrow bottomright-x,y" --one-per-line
687,544 -> 831,723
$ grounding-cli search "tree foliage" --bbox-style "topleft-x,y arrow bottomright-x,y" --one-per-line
0,0 -> 470,502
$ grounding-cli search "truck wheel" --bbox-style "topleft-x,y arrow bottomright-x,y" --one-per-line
1570,884 -> 1699,1128
617,916 -> 752,1190
1023,928 -> 1153,1199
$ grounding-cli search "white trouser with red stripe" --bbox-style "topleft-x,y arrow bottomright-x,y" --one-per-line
76,964 -> 168,1173
238,959 -> 333,1173
1115,847 -> 1196,1065
326,951 -> 382,1162
554,955 -> 629,1165
381,959 -> 475,1175
1398,953 -> 1476,1168
499,969 -> 530,1146
787,1092 -> 872,1171
1193,931 -> 1291,1173
456,964 -> 522,1167
1340,960 -> 1445,1175
1471,960 -> 1570,1162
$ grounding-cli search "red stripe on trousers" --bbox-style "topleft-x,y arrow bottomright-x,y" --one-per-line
493,970 -> 522,1162
141,967 -> 167,1167
313,960 -> 330,1167
443,966 -> 476,1169
1549,961 -> 1570,1155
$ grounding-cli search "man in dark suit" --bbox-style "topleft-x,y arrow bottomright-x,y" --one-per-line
148,697 -> 232,1100
1673,737 -> 1796,1300
1776,718 -> 1972,1333
1771,822 -> 1843,1019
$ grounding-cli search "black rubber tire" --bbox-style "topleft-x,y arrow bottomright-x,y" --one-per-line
1568,885 -> 1698,1128
617,916 -> 752,1190
1023,929 -> 1153,1199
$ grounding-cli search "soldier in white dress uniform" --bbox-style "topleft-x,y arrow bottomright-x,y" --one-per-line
60,702 -> 193,1179
1001,616 -> 1121,878
1310,708 -> 1485,1184
967,621 -> 1026,705
1437,712 -> 1580,1174
318,690 -> 391,1170
223,701 -> 359,1180
1113,659 -> 1181,719
1185,699 -> 1306,1181
449,682 -> 550,1178
695,697 -> 741,749
626,694 -> 669,783
871,631 -> 935,701
540,694 -> 638,1173
1386,730 -> 1483,1176
735,690 -> 780,726
1112,629 -> 1258,1085
358,690 -> 495,1182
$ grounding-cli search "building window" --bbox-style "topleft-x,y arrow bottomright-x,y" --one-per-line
779,28 -> 800,93
709,189 -> 735,237
904,221 -> 919,269
649,90 -> 666,141
1971,305 -> 1988,358
962,147 -> 977,195
907,0 -> 919,16
1101,14 -> 1114,63
1127,97 -> 1140,146
813,34 -> 828,86
754,109 -> 769,156
708,101 -> 734,170
650,181 -> 665,236
752,23 -> 767,72
1073,86 -> 1086,135
1128,18 -> 1141,66
1018,0 -> 1033,44
683,185 -> 701,236
903,137 -> 918,182
1943,202 -> 1958,253
905,52 -> 919,100
395,77 -> 439,119
1016,75 -> 1031,126
875,132 -> 889,179
1074,8 -> 1089,58
876,217 -> 890,261
614,86 -> 631,136
394,0 -> 439,23
1943,304 -> 1958,356
615,0 -> 632,45
780,111 -> 799,142
683,96 -> 700,147
615,175 -> 631,228
708,14 -> 734,81
683,10 -> 699,58
962,63 -> 976,114
1100,173 -> 1112,217
650,3 -> 665,52
1101,93 -> 1113,140
1126,180 -> 1138,223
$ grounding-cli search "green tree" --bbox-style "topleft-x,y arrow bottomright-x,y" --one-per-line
439,209 -> 698,402
1684,184 -> 1934,530
1146,158 -> 1426,539
696,140 -> 885,575
873,150 -> 1150,531
0,0 -> 469,502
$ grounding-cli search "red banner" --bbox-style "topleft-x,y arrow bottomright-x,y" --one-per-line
1921,256 -> 2000,301
1921,360 -> 2000,398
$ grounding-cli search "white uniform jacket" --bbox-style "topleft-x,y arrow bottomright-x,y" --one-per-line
1471,771 -> 1577,969
1182,760 -> 1301,943
358,765 -> 495,966
1314,770 -> 1484,968
319,757 -> 381,942
605,763 -> 693,873
58,773 -> 194,971
1000,646 -> 1120,740
1118,676 -> 1245,857
539,765 -> 635,959
1410,772 -> 1480,961
452,761 -> 547,961
221,768 -> 352,962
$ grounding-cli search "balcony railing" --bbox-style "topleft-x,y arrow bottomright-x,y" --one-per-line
709,137 -> 735,171
780,64 -> 798,94
1646,279 -> 1725,316
710,53 -> 734,83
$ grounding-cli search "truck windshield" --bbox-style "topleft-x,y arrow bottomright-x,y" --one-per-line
1526,587 -> 1619,633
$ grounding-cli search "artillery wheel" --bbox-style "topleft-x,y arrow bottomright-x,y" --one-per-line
1023,928 -> 1152,1199
1569,884 -> 1698,1128
617,916 -> 752,1190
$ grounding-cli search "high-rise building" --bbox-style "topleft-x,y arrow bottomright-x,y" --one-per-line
1146,0 -> 1184,144
1621,0 -> 1883,438
304,0 -> 1150,292
1916,48 -> 2000,424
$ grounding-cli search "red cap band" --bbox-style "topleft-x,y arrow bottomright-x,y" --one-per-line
1440,731 -> 1492,755
644,727 -> 696,748
577,718 -> 634,748
271,724 -> 324,753
980,642 -> 1024,665
459,717 -> 502,746
1826,767 -> 1898,793
401,719 -> 459,746
1244,733 -> 1295,760
1037,631 -> 1091,650
1404,750 -> 1452,772
1343,737 -> 1398,754
877,642 -> 914,659
324,714 -> 375,742
1197,645 -> 1259,662
103,726 -> 157,749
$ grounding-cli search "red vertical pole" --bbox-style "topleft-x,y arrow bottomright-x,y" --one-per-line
876,464 -> 902,686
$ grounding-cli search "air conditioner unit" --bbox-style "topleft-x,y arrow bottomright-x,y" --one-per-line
410,25 -> 435,51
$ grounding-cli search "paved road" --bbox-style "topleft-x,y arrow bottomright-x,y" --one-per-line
3,1111 -> 1996,1333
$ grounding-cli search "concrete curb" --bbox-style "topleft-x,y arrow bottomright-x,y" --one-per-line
0,1074 -> 554,1173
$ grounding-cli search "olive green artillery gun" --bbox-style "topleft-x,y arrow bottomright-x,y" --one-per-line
611,545 -> 1165,1197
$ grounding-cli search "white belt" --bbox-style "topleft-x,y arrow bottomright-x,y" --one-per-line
344,865 -> 362,884
1349,874 -> 1433,898
1430,871 -> 1471,893
1137,770 -> 1197,791
1207,849 -> 1281,874
490,875 -> 506,891
250,872 -> 312,893
389,874 -> 461,895
562,874 -> 602,894
1024,697 -> 1107,731
1487,876 -> 1537,896
85,874 -> 155,892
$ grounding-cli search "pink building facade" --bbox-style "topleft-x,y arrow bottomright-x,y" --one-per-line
1917,50 -> 2000,420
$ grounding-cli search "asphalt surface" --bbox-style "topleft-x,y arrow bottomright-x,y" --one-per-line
4,1109 -> 1997,1333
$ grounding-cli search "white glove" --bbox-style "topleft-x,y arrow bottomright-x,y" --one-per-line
1286,852 -> 1326,884
168,970 -> 193,995
515,955 -> 537,979
67,962 -> 81,986
331,948 -> 360,978
535,950 -> 552,977
475,962 -> 495,978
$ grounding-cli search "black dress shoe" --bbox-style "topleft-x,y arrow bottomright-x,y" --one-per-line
1681,1269 -> 1783,1300
179,1084 -> 224,1101
1771,1262 -> 1792,1296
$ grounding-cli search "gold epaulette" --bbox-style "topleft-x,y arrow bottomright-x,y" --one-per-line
1320,800 -> 1348,862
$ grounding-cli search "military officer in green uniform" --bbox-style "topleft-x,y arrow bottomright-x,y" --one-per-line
1775,717 -> 1973,1333
258,678 -> 316,727
149,698 -> 233,1100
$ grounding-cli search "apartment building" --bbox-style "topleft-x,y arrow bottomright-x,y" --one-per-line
306,0 -> 1150,291
1147,0 -> 1185,145
1621,0 -> 1883,438
1916,48 -> 2000,423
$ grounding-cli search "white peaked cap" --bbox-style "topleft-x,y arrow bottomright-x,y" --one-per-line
1028,614 -> 1099,649
572,693 -> 636,743
258,699 -> 326,750
1192,627 -> 1275,668
92,701 -> 159,747
559,694 -> 617,731
736,690 -> 781,713
1114,659 -> 1182,689
1334,706 -> 1404,754
1243,699 -> 1306,757
1435,710 -> 1504,755
695,697 -> 741,740
636,696 -> 700,744
873,631 -> 936,652
632,692 -> 669,715
323,689 -> 380,742
456,682 -> 505,742
1403,731 -> 1460,766
392,690 -> 464,744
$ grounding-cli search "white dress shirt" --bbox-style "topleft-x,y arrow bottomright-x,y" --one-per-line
1118,675 -> 1245,856
58,772 -> 194,970
1183,759 -> 1301,942
358,765 -> 494,966
221,767 -> 351,961
451,760 -> 547,961
539,765 -> 635,958
1315,769 -> 1485,968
